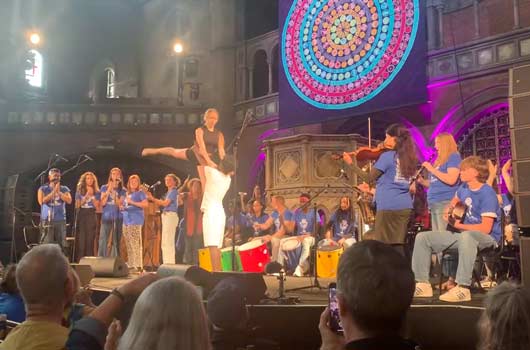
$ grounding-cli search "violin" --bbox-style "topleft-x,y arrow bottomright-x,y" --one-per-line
332,142 -> 391,162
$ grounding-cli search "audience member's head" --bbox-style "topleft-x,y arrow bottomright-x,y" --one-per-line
1,264 -> 19,295
207,277 -> 248,331
16,244 -> 75,314
118,277 -> 210,350
336,240 -> 414,336
478,282 -> 530,350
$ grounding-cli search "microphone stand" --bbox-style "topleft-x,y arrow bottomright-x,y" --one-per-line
62,155 -> 91,261
229,110 -> 253,271
286,185 -> 328,292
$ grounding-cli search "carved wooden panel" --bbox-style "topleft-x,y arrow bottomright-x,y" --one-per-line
275,150 -> 301,185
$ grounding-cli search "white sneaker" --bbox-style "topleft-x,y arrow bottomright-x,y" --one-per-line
414,282 -> 433,298
439,286 -> 471,302
293,265 -> 304,277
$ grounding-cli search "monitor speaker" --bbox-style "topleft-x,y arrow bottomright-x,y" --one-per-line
521,237 -> 530,289
70,263 -> 95,287
79,256 -> 128,277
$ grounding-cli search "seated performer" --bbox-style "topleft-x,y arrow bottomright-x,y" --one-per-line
37,168 -> 72,250
324,196 -> 356,247
253,195 -> 295,261
224,201 -> 250,246
141,108 -> 225,189
412,156 -> 501,302
202,157 -> 234,272
278,193 -> 321,276
248,200 -> 270,240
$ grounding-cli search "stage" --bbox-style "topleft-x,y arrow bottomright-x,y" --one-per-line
89,273 -> 487,307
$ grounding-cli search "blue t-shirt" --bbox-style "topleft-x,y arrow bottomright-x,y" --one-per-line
456,183 -> 501,242
294,208 -> 321,235
329,211 -> 355,241
226,213 -> 248,229
39,184 -> 70,222
427,152 -> 461,205
270,209 -> 294,232
0,293 -> 26,323
374,151 -> 413,210
162,188 -> 178,213
122,190 -> 147,226
75,191 -> 100,209
100,184 -> 126,222
249,213 -> 270,237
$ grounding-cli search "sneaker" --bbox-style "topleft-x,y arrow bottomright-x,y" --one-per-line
293,265 -> 304,277
439,286 -> 471,302
414,282 -> 433,298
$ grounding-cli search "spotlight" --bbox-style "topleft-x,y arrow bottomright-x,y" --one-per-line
29,32 -> 41,45
173,42 -> 184,54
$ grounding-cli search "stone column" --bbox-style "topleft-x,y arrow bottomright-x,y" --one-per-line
426,4 -> 438,50
513,0 -> 520,29
248,66 -> 254,99
435,4 -> 444,48
473,0 -> 480,38
268,61 -> 273,95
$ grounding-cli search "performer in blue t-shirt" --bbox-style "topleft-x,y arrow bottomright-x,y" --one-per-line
248,200 -> 270,238
148,174 -> 181,264
415,133 -> 461,231
122,174 -> 148,271
412,156 -> 501,302
324,196 -> 356,246
98,167 -> 126,257
278,193 -> 321,276
74,171 -> 100,261
254,195 -> 295,262
343,123 -> 418,252
37,168 -> 72,250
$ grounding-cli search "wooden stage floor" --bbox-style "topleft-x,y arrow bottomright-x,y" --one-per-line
89,274 -> 487,307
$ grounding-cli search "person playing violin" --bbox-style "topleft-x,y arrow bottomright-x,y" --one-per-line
342,123 -> 418,255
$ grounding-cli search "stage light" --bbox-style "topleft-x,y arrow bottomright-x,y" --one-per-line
29,32 -> 41,45
173,42 -> 184,54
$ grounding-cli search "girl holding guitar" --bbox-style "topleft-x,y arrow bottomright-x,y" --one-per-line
141,108 -> 226,189
415,132 -> 462,231
342,123 -> 418,254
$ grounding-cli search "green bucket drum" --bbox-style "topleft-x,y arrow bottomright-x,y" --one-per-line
220,246 -> 242,271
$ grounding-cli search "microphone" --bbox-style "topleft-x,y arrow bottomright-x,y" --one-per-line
83,154 -> 94,161
55,154 -> 69,162
150,180 -> 162,189
340,169 -> 349,180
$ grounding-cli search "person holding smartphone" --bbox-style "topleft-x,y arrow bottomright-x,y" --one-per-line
319,240 -> 419,350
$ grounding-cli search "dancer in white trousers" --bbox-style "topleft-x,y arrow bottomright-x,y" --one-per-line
201,157 -> 234,271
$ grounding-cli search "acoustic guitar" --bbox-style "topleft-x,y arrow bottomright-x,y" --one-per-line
446,202 -> 467,232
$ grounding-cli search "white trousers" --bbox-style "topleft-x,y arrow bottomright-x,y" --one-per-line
161,212 -> 179,264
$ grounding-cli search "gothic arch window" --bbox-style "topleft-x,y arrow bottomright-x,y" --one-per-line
271,44 -> 279,93
252,49 -> 269,98
105,68 -> 116,98
25,49 -> 43,88
458,104 -> 511,166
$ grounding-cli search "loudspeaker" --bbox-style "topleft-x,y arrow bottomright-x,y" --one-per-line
70,263 -> 95,287
79,256 -> 128,277
521,237 -> 530,289
210,271 -> 267,304
509,64 -> 530,227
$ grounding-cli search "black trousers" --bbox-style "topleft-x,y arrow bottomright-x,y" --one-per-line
74,208 -> 97,262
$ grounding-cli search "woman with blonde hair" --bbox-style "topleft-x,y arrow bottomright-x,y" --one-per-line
117,277 -> 211,350
141,108 -> 226,189
74,171 -> 100,260
478,282 -> 530,350
416,132 -> 461,231
122,174 -> 148,272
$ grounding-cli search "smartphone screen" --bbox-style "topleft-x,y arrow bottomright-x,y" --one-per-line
328,283 -> 343,333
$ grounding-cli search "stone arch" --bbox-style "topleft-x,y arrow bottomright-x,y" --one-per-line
252,49 -> 269,98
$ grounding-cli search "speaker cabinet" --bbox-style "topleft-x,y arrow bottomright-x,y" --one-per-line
521,237 -> 530,289
79,256 -> 128,277
509,64 -> 530,96
70,263 -> 95,287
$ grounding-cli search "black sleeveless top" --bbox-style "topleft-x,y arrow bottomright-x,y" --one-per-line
199,125 -> 221,164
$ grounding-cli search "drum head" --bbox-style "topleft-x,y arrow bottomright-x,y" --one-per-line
221,246 -> 239,253
239,239 -> 263,252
